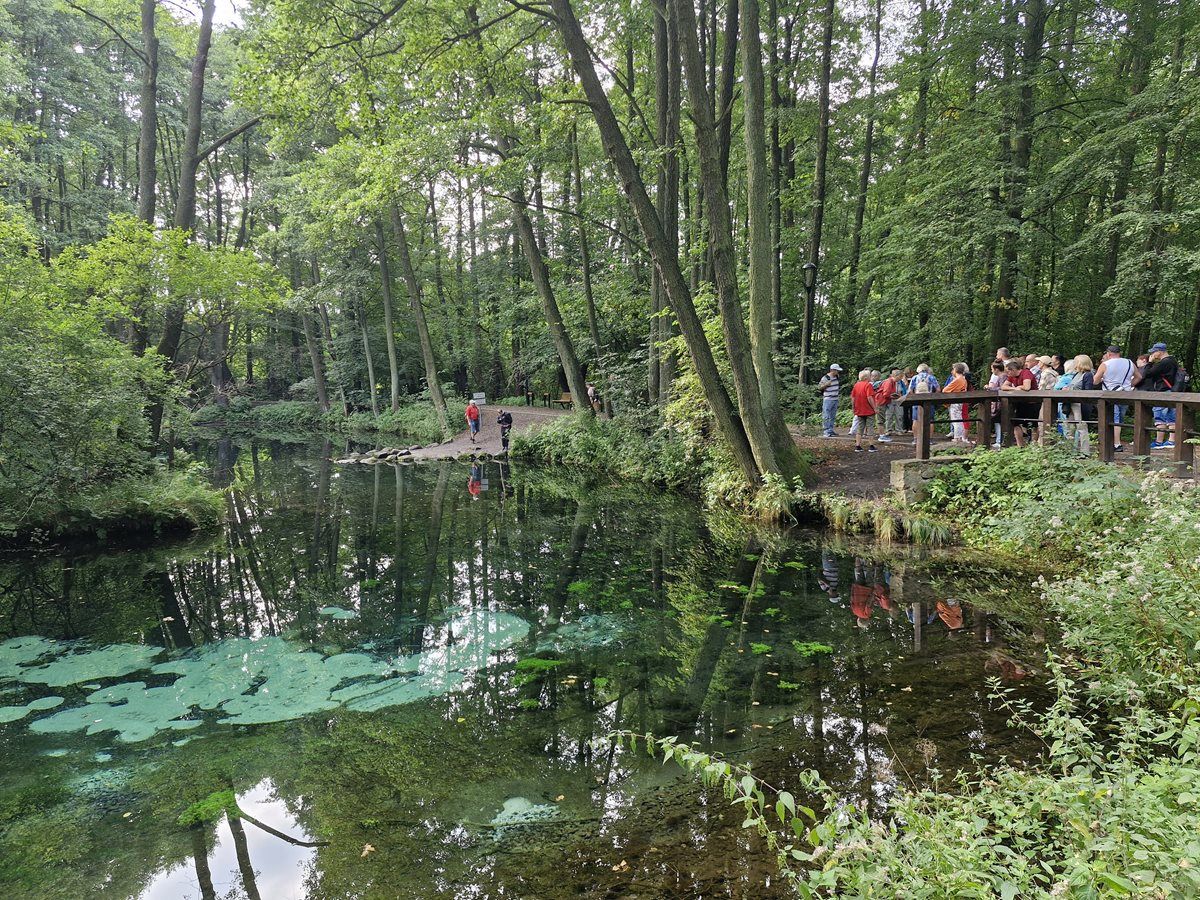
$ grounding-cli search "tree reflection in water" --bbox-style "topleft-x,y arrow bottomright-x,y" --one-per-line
0,438 -> 1047,899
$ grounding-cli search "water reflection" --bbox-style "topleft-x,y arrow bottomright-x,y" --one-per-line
139,780 -> 317,900
0,439 -> 1046,899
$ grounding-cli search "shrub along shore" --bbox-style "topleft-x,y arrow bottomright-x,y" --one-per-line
643,445 -> 1200,897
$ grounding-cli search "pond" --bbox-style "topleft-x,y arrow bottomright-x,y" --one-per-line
0,437 -> 1046,899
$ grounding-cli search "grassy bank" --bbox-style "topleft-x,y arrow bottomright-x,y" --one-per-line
190,397 -> 466,446
645,446 -> 1200,897
1,467 -> 224,548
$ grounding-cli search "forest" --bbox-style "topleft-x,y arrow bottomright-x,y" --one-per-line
4,1 -> 1200,895
4,0 -> 1200,520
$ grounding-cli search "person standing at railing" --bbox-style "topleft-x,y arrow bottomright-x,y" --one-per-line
877,369 -> 903,439
1068,355 -> 1096,455
1135,343 -> 1180,449
943,363 -> 971,444
1000,359 -> 1037,447
987,361 -> 1006,448
1095,345 -> 1135,452
1054,359 -> 1077,439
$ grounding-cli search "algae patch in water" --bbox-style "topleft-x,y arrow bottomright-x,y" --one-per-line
319,606 -> 359,619
11,610 -> 531,743
489,796 -> 559,831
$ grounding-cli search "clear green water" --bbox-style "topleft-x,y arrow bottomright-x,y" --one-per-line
0,438 -> 1045,899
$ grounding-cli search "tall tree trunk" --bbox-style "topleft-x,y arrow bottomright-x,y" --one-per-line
844,0 -> 882,348
136,0 -> 158,223
716,0 -> 739,184
571,130 -> 603,357
358,300 -> 380,419
991,0 -> 1046,350
799,0 -> 835,381
374,221 -> 403,411
302,308 -> 331,413
173,0 -> 215,231
741,0 -> 798,470
550,0 -> 763,484
389,204 -> 450,437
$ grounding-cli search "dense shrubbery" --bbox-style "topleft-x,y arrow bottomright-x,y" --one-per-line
648,453 -> 1200,897
510,412 -> 694,488
0,207 -> 222,541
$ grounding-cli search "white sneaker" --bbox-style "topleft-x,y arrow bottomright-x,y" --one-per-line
879,435 -> 893,443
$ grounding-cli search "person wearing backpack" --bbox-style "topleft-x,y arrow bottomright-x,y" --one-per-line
1095,345 -> 1134,451
905,364 -> 940,433
1136,342 -> 1182,449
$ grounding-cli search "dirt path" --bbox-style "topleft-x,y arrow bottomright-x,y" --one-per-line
792,426 -> 934,498
406,404 -> 571,460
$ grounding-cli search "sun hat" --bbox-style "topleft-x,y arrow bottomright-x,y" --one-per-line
830,363 -> 843,372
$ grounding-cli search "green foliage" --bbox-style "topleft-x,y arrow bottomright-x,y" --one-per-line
920,445 -> 1140,553
176,789 -> 238,827
511,412 -> 694,488
0,206 -> 221,541
192,398 -> 465,446
790,641 -> 833,658
750,642 -> 772,656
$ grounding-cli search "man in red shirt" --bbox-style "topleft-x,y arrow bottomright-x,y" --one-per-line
850,369 -> 879,453
465,399 -> 481,443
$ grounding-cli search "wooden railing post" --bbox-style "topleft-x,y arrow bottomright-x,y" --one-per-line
1096,399 -> 1114,462
1039,398 -> 1054,445
1133,399 -> 1152,456
978,397 -> 993,449
1175,401 -> 1195,474
1000,397 -> 1014,447
915,401 -> 932,460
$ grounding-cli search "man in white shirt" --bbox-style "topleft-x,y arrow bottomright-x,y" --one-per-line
1094,345 -> 1134,451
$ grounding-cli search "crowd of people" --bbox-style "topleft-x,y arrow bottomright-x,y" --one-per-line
817,342 -> 1191,453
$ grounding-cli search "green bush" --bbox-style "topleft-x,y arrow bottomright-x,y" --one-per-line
510,412 -> 694,488
919,444 -> 1139,553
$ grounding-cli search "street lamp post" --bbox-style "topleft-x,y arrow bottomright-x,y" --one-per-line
799,262 -> 818,384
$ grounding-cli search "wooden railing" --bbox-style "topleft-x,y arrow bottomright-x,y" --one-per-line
900,389 -> 1200,474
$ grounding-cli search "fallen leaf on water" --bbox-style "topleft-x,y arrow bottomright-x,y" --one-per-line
611,860 -> 629,872
554,795 -> 565,802
456,717 -> 466,723
122,812 -> 132,819
901,686 -> 913,692
361,844 -> 375,858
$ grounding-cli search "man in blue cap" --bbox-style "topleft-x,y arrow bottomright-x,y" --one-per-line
1136,342 -> 1179,449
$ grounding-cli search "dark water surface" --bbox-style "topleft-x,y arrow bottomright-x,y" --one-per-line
0,438 -> 1045,899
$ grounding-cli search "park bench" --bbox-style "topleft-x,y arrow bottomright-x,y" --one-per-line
471,391 -> 487,406
551,392 -> 573,409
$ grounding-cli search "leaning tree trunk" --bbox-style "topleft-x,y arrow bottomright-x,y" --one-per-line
389,203 -> 450,437
550,0 -> 762,484
675,0 -> 787,479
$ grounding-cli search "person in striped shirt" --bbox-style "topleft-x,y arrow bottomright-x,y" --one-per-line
818,364 -> 844,437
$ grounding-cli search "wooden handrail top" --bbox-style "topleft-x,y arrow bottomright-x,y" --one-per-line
900,389 -> 1200,405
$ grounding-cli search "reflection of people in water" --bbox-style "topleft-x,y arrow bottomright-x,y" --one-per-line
936,597 -> 964,630
817,549 -> 841,602
467,464 -> 482,500
872,565 -> 893,612
850,557 -> 873,628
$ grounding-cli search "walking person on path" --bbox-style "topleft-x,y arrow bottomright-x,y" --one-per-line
466,399 -> 481,444
851,370 -> 880,453
1095,345 -> 1134,451
818,364 -> 844,438
497,408 -> 514,453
